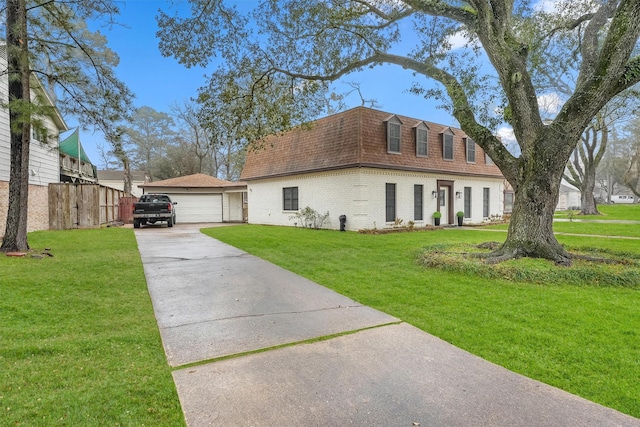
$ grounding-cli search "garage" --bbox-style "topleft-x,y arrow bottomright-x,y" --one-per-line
138,173 -> 247,224
169,193 -> 222,223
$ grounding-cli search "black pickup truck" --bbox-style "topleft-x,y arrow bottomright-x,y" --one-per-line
132,193 -> 177,228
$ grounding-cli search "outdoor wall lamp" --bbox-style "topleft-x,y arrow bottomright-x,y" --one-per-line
456,191 -> 462,199
432,190 -> 438,199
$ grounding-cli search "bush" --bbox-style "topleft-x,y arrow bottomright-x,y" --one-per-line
289,206 -> 330,229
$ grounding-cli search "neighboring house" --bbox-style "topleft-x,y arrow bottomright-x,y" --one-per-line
139,173 -> 247,223
556,184 -> 581,210
240,107 -> 505,230
0,45 -> 68,236
59,128 -> 98,184
503,181 -> 515,215
97,170 -> 149,197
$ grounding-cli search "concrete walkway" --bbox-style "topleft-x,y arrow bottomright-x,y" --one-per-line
135,224 -> 639,427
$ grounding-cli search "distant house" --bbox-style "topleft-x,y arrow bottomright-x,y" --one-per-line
0,45 -> 68,236
59,128 -> 98,184
557,184 -> 581,210
97,170 -> 149,197
139,173 -> 247,223
240,107 -> 506,230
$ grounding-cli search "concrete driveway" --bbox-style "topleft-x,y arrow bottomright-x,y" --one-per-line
135,223 -> 639,427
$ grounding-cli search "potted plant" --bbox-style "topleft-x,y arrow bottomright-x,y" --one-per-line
456,211 -> 464,226
433,211 -> 442,226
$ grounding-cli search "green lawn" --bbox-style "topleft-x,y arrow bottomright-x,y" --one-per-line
202,224 -> 640,419
1,228 -> 184,426
3,209 -> 638,422
486,220 -> 640,238
489,203 -> 640,237
554,203 -> 640,220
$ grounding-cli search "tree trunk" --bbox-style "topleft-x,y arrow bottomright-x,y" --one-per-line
489,156 -> 571,266
580,170 -> 600,215
1,0 -> 31,253
123,158 -> 132,195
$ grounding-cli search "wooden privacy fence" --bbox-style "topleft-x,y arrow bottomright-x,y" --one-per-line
49,183 -> 134,230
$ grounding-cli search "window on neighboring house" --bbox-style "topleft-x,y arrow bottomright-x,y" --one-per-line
414,184 -> 423,221
483,187 -> 490,217
32,126 -> 48,144
464,187 -> 472,218
485,153 -> 494,165
442,130 -> 454,160
283,187 -> 298,211
466,138 -> 476,163
385,116 -> 402,153
504,192 -> 514,213
415,123 -> 428,157
386,183 -> 396,222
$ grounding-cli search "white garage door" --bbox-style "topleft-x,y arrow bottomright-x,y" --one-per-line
168,193 -> 222,223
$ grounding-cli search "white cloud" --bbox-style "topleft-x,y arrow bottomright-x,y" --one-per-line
448,32 -> 469,50
497,126 -> 515,144
538,92 -> 564,119
534,0 -> 559,13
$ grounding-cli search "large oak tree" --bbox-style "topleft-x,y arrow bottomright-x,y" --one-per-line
158,0 -> 640,265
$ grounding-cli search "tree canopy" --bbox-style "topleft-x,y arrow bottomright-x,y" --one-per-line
157,0 -> 640,265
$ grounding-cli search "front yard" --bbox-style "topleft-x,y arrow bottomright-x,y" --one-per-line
2,204 -> 638,423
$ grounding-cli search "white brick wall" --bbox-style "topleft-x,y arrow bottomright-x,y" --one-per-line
247,167 -> 504,231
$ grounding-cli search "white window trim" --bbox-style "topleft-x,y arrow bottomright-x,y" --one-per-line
442,130 -> 454,161
465,137 -> 476,163
385,115 -> 403,154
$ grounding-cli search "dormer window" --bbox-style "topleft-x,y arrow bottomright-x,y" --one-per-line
442,129 -> 454,160
465,137 -> 476,163
415,122 -> 429,157
385,115 -> 402,153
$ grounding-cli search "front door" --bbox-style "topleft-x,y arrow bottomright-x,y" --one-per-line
437,179 -> 455,225
439,188 -> 449,225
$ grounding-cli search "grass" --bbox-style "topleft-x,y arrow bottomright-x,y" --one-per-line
486,221 -> 640,238
0,228 -> 184,426
2,204 -> 638,423
554,203 -> 640,220
202,224 -> 640,418
487,204 -> 640,237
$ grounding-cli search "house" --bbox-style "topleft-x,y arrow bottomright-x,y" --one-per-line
0,45 -> 68,236
139,173 -> 247,223
59,128 -> 98,184
97,169 -> 149,197
240,107 -> 505,230
556,184 -> 581,210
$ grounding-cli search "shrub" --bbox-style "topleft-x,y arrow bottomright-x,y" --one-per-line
289,206 -> 330,229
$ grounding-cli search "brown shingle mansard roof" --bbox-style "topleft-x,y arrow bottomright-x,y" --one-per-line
140,173 -> 246,189
241,106 -> 504,181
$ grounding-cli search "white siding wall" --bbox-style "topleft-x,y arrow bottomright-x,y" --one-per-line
0,47 -> 10,182
247,168 -> 504,231
29,140 -> 60,185
1,46 -> 61,185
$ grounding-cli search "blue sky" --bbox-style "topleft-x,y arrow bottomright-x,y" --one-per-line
74,1 -> 462,169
